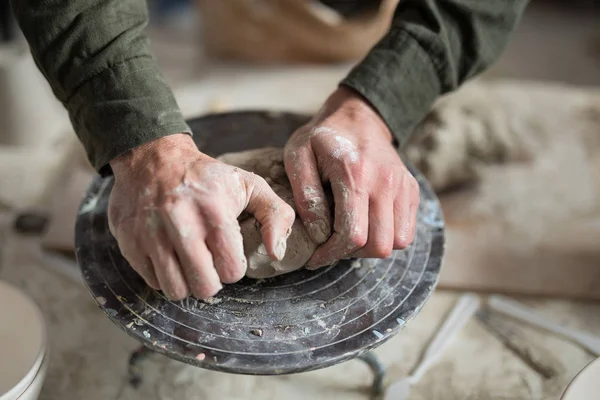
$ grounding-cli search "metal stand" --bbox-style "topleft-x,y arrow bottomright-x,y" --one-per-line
358,352 -> 386,396
127,346 -> 387,396
128,345 -> 154,388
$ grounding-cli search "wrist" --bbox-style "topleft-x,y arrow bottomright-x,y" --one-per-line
110,133 -> 199,178
320,86 -> 393,142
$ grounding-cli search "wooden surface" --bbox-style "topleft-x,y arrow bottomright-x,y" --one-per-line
436,82 -> 600,299
196,0 -> 398,63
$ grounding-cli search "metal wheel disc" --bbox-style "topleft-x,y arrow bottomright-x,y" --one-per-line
75,111 -> 444,375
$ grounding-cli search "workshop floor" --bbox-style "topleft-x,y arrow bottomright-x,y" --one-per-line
1,1 -> 599,399
1,227 -> 598,400
2,229 -> 598,400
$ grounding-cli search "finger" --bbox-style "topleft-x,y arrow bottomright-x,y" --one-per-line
393,188 -> 419,249
307,178 -> 368,269
127,255 -> 160,290
121,244 -> 160,290
244,173 -> 296,261
206,221 -> 247,284
352,196 -> 395,259
146,227 -> 190,301
160,200 -> 222,299
117,235 -> 160,289
284,145 -> 332,244
143,257 -> 160,290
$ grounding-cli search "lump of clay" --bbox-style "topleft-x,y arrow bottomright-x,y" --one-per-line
217,147 -> 320,279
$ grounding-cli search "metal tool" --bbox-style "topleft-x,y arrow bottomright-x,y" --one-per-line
488,295 -> 600,356
385,293 -> 480,400
75,111 -> 445,385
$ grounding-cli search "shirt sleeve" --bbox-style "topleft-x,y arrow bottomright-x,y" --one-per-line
341,0 -> 530,147
10,0 -> 191,176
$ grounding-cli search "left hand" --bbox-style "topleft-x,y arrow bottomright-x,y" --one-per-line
284,86 -> 420,268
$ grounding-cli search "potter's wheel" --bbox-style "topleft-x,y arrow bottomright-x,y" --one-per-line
75,111 -> 444,375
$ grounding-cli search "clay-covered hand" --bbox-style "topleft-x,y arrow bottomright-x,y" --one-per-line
108,134 -> 295,300
284,86 -> 420,268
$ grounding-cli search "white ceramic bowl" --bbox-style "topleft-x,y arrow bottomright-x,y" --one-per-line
561,357 -> 600,400
0,281 -> 48,400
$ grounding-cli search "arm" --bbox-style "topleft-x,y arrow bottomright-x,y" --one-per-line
10,0 -> 190,175
284,0 -> 529,267
341,0 -> 530,146
11,0 -> 296,299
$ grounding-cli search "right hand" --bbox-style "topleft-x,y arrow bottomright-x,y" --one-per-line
108,134 -> 295,300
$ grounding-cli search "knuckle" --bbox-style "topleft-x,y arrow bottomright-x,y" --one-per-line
249,173 -> 268,189
407,175 -> 419,192
248,175 -> 272,195
201,202 -> 224,219
368,241 -> 393,259
167,284 -> 189,301
296,194 -> 320,213
375,169 -> 397,195
128,257 -> 146,273
394,235 -> 414,250
219,266 -> 245,284
282,203 -> 296,222
197,203 -> 227,226
348,230 -> 368,249
118,239 -> 141,260
381,169 -> 396,189
349,160 -> 368,178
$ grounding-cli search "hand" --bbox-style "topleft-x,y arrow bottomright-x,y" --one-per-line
108,134 -> 295,300
284,86 -> 420,268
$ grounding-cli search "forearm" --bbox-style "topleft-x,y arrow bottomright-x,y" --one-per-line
10,0 -> 190,175
342,0 -> 530,146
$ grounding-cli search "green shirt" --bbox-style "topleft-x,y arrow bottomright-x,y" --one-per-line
11,0 -> 529,176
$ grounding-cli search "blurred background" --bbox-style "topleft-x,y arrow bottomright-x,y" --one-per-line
142,0 -> 600,85
0,1 -> 599,400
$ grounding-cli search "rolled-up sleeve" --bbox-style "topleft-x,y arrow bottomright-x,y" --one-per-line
341,0 -> 530,146
10,0 -> 191,175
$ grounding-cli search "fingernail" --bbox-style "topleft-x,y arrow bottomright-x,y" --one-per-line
306,220 -> 330,244
273,237 -> 287,261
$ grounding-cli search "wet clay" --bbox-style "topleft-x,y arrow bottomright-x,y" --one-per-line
217,147 -> 323,278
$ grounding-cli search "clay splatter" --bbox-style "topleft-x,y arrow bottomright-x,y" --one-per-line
250,329 -> 264,337
331,136 -> 360,163
203,296 -> 223,305
79,195 -> 99,215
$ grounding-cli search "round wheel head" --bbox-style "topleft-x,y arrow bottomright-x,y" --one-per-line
75,111 -> 445,375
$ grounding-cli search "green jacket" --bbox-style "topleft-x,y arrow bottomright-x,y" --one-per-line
11,0 -> 529,176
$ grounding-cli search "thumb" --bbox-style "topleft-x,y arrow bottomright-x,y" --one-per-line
244,173 -> 296,261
